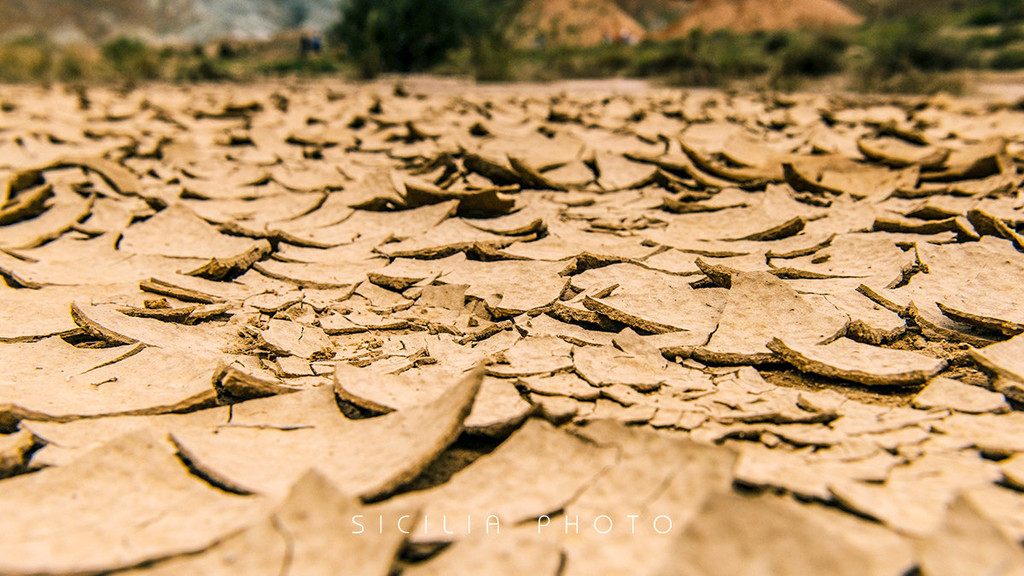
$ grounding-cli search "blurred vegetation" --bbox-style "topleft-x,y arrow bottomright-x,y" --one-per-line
328,0 -> 523,79
0,33 -> 351,86
331,0 -> 463,77
101,37 -> 162,82
991,48 -> 1024,70
964,0 -> 1024,26
769,30 -> 848,90
0,0 -> 1023,94
849,16 -> 975,93
0,36 -> 54,83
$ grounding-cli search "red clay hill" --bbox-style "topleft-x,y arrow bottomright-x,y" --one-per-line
509,0 -> 647,48
508,0 -> 865,48
654,0 -> 864,38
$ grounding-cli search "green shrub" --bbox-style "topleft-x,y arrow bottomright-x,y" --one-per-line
101,37 -> 161,81
854,16 -> 979,93
217,43 -> 237,59
705,30 -> 770,77
630,39 -> 699,76
991,48 -> 1024,69
0,40 -> 52,82
966,0 -> 1024,26
330,0 -> 501,77
763,31 -> 792,54
778,32 -> 846,77
178,58 -> 233,81
968,6 -> 1007,26
966,28 -> 1023,49
626,32 -> 767,86
57,53 -> 86,82
468,37 -> 514,82
851,15 -> 978,93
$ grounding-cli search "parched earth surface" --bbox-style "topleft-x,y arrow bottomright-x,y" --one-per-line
2,79 -> 1024,574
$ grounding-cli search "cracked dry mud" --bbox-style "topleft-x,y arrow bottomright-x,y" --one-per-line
2,79 -> 1024,574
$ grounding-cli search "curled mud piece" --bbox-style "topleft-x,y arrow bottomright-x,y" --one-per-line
767,337 -> 947,387
170,369 -> 482,499
857,137 -> 950,170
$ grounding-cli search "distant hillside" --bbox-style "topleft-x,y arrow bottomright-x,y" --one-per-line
838,0 -> 970,19
658,0 -> 864,37
0,0 -> 177,42
509,0 -> 646,48
612,0 -> 693,32
0,0 -> 338,43
0,0 -> 975,48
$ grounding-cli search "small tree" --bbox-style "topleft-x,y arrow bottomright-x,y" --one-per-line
331,0 -> 465,76
331,0 -> 518,78
101,37 -> 161,82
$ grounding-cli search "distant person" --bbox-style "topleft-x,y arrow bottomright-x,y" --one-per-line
300,34 -> 311,58
310,35 -> 322,54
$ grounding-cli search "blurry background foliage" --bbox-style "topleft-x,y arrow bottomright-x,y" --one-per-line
0,0 -> 1021,93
